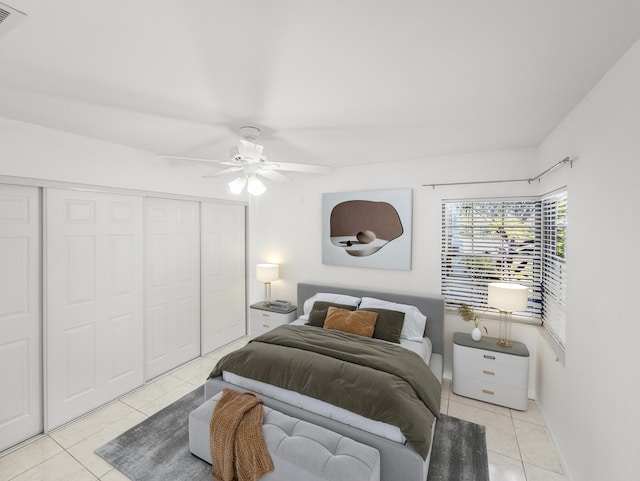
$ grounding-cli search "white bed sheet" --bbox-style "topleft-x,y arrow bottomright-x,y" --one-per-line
291,316 -> 432,363
223,319 -> 436,444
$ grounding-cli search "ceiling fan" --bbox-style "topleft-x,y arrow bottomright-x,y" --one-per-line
166,126 -> 331,195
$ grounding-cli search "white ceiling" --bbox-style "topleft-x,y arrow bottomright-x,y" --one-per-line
1,0 -> 640,169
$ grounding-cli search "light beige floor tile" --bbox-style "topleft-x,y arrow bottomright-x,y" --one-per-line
186,378 -> 206,389
49,401 -> 138,450
100,468 -> 132,480
510,399 -> 545,426
513,419 -> 564,474
67,411 -> 147,478
12,451 -> 97,481
137,381 -> 197,416
440,396 -> 449,415
210,338 -> 249,358
100,411 -> 149,440
448,400 -> 520,459
449,389 -> 512,417
210,342 -> 236,357
441,378 -> 451,399
169,356 -> 218,384
488,450 -> 526,481
67,442 -> 118,479
231,337 -> 249,348
204,347 -> 224,360
119,375 -> 185,411
0,437 -> 63,481
524,462 -> 568,481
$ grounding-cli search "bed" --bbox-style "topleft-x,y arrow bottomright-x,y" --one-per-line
205,282 -> 444,481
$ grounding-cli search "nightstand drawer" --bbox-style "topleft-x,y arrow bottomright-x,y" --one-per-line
249,317 -> 282,335
453,355 -> 528,390
452,375 -> 528,410
249,303 -> 297,337
249,309 -> 294,323
454,343 -> 529,370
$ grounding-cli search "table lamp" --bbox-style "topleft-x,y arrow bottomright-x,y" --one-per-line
256,263 -> 279,306
487,282 -> 529,347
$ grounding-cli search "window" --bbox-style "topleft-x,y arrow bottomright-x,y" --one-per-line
441,198 -> 541,319
441,191 -> 567,346
541,190 -> 567,348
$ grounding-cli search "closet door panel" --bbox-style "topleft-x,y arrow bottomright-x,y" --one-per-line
148,303 -> 169,363
201,203 -> 246,354
0,184 -> 42,451
46,189 -> 143,430
144,198 -> 200,381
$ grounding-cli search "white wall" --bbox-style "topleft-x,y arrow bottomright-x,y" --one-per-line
534,37 -> 640,481
248,147 -> 541,392
0,117 -> 243,201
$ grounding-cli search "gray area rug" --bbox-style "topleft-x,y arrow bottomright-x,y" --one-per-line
426,412 -> 489,481
96,386 -> 489,481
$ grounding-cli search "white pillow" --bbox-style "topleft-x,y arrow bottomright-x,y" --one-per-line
302,293 -> 362,316
359,297 -> 427,341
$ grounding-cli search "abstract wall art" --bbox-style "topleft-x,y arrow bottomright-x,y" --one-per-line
322,188 -> 412,270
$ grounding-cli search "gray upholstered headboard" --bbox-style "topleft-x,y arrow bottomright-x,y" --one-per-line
296,283 -> 445,356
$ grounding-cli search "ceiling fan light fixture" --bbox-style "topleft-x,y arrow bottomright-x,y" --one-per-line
228,176 -> 246,194
170,125 -> 329,192
247,175 -> 266,196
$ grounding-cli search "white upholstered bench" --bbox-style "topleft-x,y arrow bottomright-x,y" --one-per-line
189,392 -> 381,481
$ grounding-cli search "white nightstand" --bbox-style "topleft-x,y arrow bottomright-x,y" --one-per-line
452,332 -> 529,410
249,303 -> 298,337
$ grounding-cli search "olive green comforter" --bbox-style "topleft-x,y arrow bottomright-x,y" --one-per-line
209,324 -> 441,459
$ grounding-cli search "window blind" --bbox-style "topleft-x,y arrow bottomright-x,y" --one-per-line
441,198 -> 541,319
541,190 -> 567,348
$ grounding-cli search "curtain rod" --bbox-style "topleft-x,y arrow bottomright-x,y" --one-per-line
422,156 -> 573,189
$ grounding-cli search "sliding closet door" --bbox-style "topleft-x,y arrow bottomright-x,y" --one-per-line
144,198 -> 200,381
201,202 -> 246,354
46,189 -> 143,430
0,184 -> 42,451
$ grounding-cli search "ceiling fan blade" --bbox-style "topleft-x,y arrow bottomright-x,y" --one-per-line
266,162 -> 331,174
161,154 -> 227,165
216,160 -> 244,166
257,169 -> 290,182
202,167 -> 243,178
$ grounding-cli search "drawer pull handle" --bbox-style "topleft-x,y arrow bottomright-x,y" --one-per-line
262,324 -> 270,328
262,313 -> 271,318
482,370 -> 495,376
483,355 -> 495,360
482,389 -> 494,396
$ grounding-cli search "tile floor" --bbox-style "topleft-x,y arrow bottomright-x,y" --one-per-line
0,337 -> 567,481
441,378 -> 567,481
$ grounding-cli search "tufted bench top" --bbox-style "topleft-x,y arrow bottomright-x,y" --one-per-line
189,392 -> 380,481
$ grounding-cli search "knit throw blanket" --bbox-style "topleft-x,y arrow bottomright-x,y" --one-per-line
209,388 -> 274,481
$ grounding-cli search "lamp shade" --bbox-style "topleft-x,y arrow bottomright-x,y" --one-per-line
488,282 -> 528,312
256,264 -> 279,283
247,176 -> 266,196
228,176 -> 247,195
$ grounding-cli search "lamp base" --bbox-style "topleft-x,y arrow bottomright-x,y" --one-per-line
497,311 -> 513,348
262,282 -> 272,307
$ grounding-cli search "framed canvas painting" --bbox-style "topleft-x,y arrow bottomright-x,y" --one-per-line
322,188 -> 412,270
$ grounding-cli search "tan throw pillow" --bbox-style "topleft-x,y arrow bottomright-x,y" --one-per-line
323,306 -> 378,338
